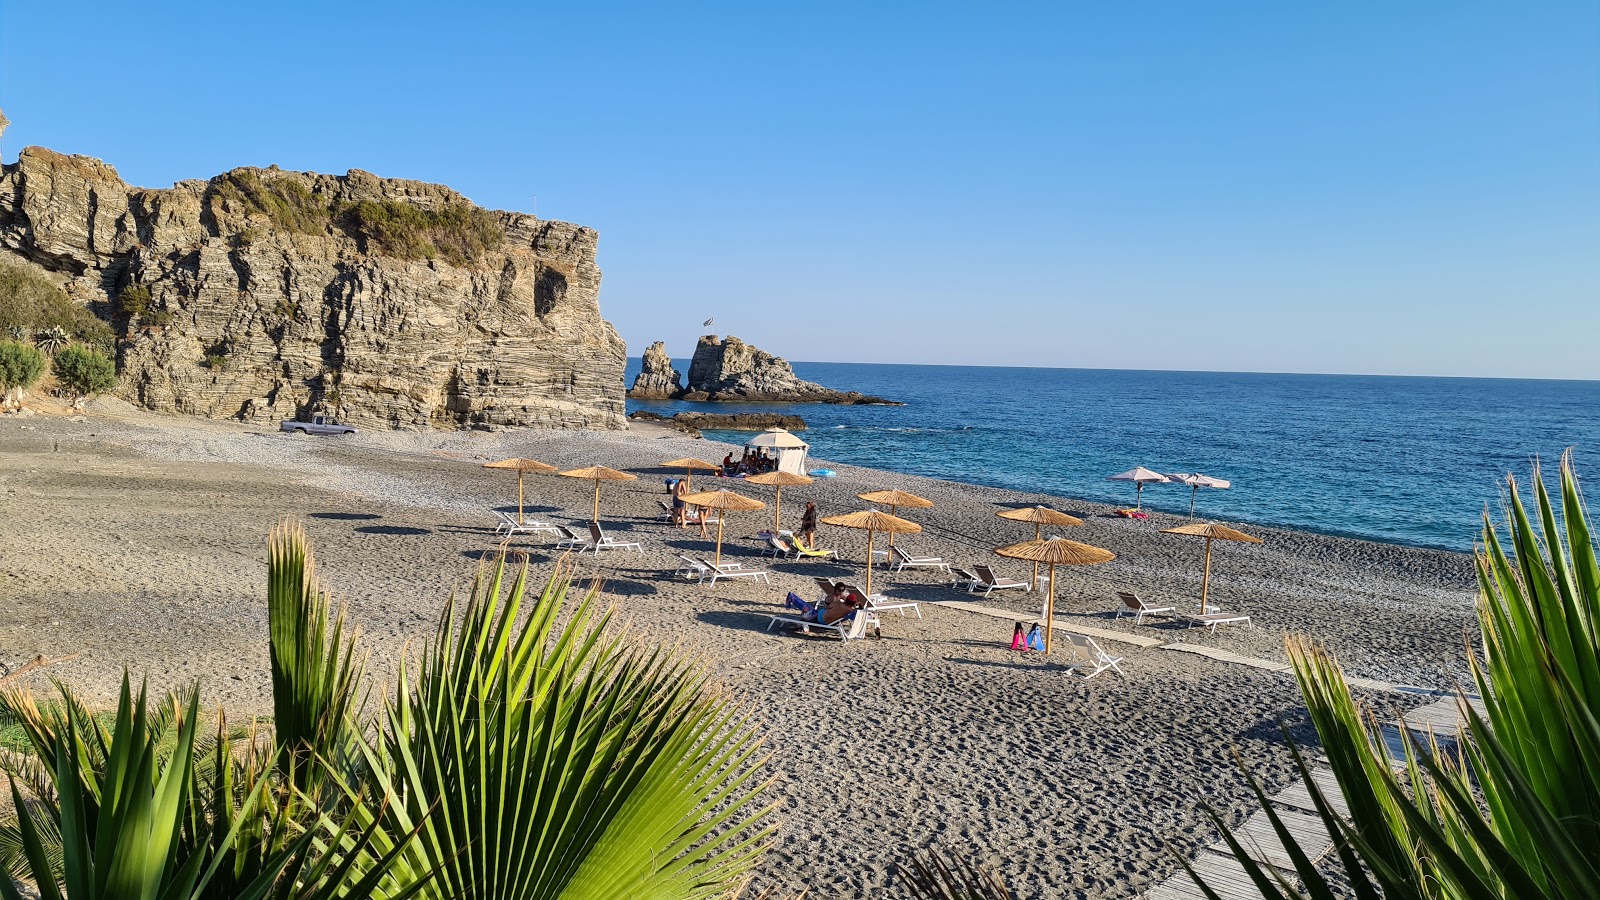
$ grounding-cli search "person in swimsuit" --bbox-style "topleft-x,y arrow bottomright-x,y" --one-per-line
799,501 -> 819,549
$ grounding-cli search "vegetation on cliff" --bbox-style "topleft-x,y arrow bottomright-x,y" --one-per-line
0,261 -> 114,353
51,345 -> 117,399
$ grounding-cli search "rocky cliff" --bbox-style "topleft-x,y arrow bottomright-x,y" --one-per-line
627,341 -> 682,399
681,335 -> 898,404
0,133 -> 626,429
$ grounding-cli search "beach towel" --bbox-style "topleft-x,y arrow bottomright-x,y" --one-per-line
785,592 -> 816,617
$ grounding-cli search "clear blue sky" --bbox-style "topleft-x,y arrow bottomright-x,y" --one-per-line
3,2 -> 1596,378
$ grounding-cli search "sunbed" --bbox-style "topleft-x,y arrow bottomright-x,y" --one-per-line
553,525 -> 595,552
698,558 -> 770,586
766,608 -> 875,642
675,555 -> 712,580
890,546 -> 950,574
493,511 -> 558,537
950,568 -> 984,592
839,583 -> 921,618
588,524 -> 643,553
1062,633 -> 1126,679
971,565 -> 1029,597
1186,611 -> 1252,633
763,534 -> 835,560
1114,591 -> 1177,624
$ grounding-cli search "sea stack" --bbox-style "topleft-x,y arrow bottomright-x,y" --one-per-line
627,341 -> 683,399
680,334 -> 899,404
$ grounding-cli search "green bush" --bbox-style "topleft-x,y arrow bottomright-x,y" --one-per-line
202,353 -> 227,370
209,170 -> 332,236
118,284 -> 152,319
52,345 -> 117,399
339,199 -> 503,266
0,261 -> 116,350
0,340 -> 46,398
146,309 -> 174,327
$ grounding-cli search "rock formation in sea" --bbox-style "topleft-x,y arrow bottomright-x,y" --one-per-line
627,341 -> 682,399
678,334 -> 898,404
0,122 -> 626,430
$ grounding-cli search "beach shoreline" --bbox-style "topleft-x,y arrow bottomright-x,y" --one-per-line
0,405 -> 1479,897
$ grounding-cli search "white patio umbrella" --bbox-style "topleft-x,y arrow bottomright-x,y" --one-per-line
1107,467 -> 1171,510
1167,473 -> 1232,516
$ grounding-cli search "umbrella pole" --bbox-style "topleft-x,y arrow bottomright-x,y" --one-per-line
1200,536 -> 1213,611
1044,564 -> 1057,655
517,471 -> 525,523
887,505 -> 897,547
1136,483 -> 1142,510
865,529 -> 875,596
685,469 -> 692,492
1032,523 -> 1042,591
592,481 -> 601,523
715,516 -> 725,567
775,487 -> 783,532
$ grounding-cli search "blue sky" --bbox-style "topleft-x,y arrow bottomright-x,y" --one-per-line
3,2 -> 1596,378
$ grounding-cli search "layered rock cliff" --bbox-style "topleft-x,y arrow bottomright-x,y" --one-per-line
627,341 -> 682,399
0,134 -> 626,429
681,334 -> 897,404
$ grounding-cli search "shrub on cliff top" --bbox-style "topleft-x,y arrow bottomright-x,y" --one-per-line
0,261 -> 116,351
209,170 -> 332,236
52,345 -> 117,399
339,199 -> 503,266
0,340 -> 46,400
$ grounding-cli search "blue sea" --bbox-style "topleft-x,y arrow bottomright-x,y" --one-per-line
624,360 -> 1600,552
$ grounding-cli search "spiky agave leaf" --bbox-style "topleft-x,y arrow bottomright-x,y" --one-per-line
1197,453 -> 1600,899
340,553 -> 774,900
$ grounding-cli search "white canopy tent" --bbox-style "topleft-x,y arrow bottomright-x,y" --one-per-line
744,428 -> 810,476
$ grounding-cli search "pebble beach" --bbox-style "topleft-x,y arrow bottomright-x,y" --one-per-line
0,404 -> 1480,898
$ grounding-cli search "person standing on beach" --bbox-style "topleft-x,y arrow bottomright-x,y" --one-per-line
671,477 -> 688,528
800,501 -> 819,548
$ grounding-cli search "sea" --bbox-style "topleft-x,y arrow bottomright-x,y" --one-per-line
624,360 -> 1600,552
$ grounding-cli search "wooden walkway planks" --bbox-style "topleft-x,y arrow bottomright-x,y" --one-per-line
1145,851 -> 1295,900
1272,767 -> 1349,818
1209,808 -> 1333,870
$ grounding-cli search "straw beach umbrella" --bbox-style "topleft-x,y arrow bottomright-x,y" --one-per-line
744,470 -> 813,532
679,489 -> 765,567
661,457 -> 721,492
996,506 -> 1086,590
1166,473 -> 1232,516
1108,467 -> 1171,509
1160,522 -> 1261,611
558,466 -> 638,523
821,509 -> 921,596
482,457 -> 557,523
857,489 -> 933,548
994,538 -> 1115,655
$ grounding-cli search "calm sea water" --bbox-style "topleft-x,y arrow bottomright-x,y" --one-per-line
624,360 -> 1600,552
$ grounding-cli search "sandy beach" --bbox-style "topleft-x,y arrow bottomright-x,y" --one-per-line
0,405 -> 1479,898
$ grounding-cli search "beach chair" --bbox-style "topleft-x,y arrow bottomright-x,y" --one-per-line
675,555 -> 712,580
1186,611 -> 1252,634
971,565 -> 1029,597
890,546 -> 950,574
840,583 -> 921,618
766,607 -> 876,642
493,511 -> 557,537
814,576 -> 841,596
774,534 -> 835,560
1062,633 -> 1125,679
698,557 -> 770,586
553,525 -> 594,552
1114,591 -> 1177,624
587,524 -> 643,553
950,567 -> 983,592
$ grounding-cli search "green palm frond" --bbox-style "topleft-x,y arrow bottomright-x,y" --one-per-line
1200,451 -> 1600,900
343,553 -> 775,900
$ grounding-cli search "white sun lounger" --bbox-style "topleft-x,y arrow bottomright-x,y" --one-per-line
1114,591 -> 1177,624
493,511 -> 558,537
675,555 -> 712,580
950,567 -> 984,592
1062,633 -> 1126,679
553,525 -> 595,552
698,557 -> 769,586
835,583 -> 920,618
1186,611 -> 1252,633
767,608 -> 875,642
972,565 -> 1029,597
588,524 -> 643,554
890,546 -> 950,574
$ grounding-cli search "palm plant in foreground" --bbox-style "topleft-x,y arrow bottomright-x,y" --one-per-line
342,553 -> 776,899
897,846 -> 1013,899
1194,451 -> 1600,899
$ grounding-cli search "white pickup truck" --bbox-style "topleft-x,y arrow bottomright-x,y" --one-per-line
279,415 -> 356,435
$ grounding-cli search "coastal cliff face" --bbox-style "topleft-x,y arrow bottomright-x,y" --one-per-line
682,334 -> 897,404
627,341 -> 682,399
0,140 -> 626,429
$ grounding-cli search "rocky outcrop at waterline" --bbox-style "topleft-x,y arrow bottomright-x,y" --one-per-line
628,409 -> 806,438
0,119 -> 626,430
628,334 -> 898,404
627,341 -> 682,399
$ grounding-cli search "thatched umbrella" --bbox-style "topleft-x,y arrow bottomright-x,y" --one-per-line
1160,522 -> 1261,611
661,457 -> 721,492
558,466 -> 638,523
482,457 -> 557,523
821,509 -> 922,596
994,538 -> 1115,655
996,506 -> 1086,590
857,489 -> 933,548
1108,467 -> 1171,510
680,489 -> 765,567
744,470 -> 813,532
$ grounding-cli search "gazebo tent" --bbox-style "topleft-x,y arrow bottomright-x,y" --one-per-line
744,428 -> 810,476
